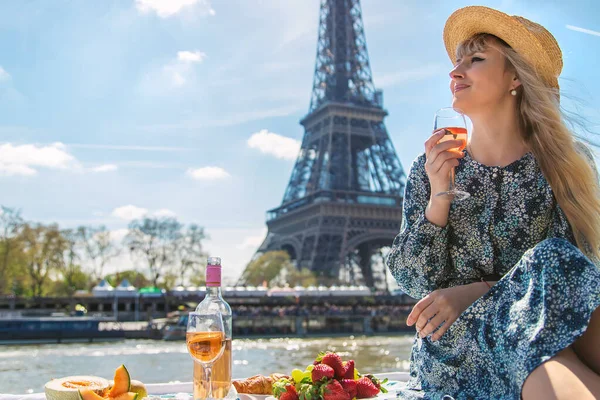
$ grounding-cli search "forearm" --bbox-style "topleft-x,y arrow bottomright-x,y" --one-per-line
465,280 -> 499,303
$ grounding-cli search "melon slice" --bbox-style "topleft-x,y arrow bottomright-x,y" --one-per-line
112,392 -> 139,400
78,389 -> 106,400
106,365 -> 131,398
45,376 -> 109,400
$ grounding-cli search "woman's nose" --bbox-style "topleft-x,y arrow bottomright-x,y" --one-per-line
449,63 -> 465,80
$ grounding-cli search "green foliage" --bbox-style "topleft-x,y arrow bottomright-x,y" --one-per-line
0,204 -> 210,298
239,251 -> 317,287
20,223 -> 69,297
105,269 -> 150,289
125,217 -> 183,287
286,267 -> 318,287
50,265 -> 90,297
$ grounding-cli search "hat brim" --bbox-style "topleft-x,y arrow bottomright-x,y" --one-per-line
443,6 -> 559,89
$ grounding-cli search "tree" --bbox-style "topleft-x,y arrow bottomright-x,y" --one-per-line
50,266 -> 90,297
20,223 -> 68,297
76,226 -> 120,283
124,217 -> 182,287
286,267 -> 318,287
174,224 -> 207,286
238,250 -> 293,286
53,229 -> 89,297
0,206 -> 24,294
105,269 -> 150,289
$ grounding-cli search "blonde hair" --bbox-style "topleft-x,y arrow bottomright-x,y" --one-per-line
457,33 -> 600,260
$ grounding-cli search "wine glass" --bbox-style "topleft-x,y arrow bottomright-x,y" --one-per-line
433,107 -> 470,201
186,311 -> 226,400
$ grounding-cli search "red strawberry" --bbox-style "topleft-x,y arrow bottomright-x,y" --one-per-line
321,352 -> 345,378
273,379 -> 299,400
363,375 -> 388,392
280,385 -> 299,400
356,377 -> 380,399
321,380 -> 350,400
343,360 -> 355,379
340,379 -> 357,399
311,364 -> 335,382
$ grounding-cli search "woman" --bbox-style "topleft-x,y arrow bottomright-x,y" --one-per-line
387,6 -> 600,400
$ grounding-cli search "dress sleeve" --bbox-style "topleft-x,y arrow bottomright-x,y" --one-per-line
386,154 -> 452,299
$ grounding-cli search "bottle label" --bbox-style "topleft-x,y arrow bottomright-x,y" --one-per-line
206,265 -> 221,287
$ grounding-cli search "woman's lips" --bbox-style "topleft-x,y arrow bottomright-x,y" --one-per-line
454,84 -> 470,93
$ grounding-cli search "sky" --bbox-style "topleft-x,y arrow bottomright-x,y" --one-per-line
0,0 -> 599,284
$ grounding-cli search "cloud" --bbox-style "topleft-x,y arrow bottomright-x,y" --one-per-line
153,208 -> 177,217
111,205 -> 149,221
0,163 -> 37,176
91,164 -> 118,173
236,228 -> 267,250
247,129 -> 300,160
177,51 -> 206,63
186,166 -> 231,181
566,25 -> 600,37
135,0 -> 215,18
110,206 -> 177,221
376,64 -> 445,88
0,67 -> 10,82
0,142 -> 77,176
140,50 -> 207,91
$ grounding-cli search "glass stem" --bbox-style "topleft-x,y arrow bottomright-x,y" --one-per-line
204,364 -> 213,399
448,167 -> 456,192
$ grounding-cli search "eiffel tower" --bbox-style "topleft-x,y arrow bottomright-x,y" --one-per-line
256,0 -> 406,289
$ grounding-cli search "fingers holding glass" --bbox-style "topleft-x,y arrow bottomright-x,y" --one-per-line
432,108 -> 470,201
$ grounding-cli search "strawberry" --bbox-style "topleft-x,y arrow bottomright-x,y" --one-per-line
363,375 -> 388,392
321,380 -> 350,400
311,364 -> 335,382
321,352 -> 345,379
356,377 -> 380,399
340,379 -> 357,399
273,379 -> 299,400
343,360 -> 355,380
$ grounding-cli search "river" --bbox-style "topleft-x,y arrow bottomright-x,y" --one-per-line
0,335 -> 415,394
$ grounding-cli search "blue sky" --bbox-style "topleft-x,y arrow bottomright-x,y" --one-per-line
1,0 -> 599,284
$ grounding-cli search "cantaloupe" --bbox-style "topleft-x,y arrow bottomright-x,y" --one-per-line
78,389 -> 106,400
112,393 -> 138,400
45,376 -> 109,400
106,365 -> 131,398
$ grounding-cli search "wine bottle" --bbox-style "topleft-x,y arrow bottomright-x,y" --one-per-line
193,257 -> 232,399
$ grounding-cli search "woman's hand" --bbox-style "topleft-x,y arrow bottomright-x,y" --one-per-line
406,283 -> 487,342
424,129 -> 465,196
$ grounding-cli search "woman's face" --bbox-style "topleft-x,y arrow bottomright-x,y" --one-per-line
449,39 -> 519,115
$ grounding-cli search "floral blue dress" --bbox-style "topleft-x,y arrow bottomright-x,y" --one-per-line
386,149 -> 600,400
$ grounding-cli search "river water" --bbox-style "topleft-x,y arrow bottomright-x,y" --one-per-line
0,335 -> 415,394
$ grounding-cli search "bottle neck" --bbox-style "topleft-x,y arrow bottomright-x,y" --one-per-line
206,286 -> 222,298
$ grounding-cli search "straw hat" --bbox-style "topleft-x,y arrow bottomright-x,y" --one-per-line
443,6 -> 562,89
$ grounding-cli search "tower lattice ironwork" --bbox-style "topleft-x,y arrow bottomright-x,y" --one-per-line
255,0 -> 406,289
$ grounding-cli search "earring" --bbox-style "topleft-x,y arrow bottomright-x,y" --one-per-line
511,89 -> 517,96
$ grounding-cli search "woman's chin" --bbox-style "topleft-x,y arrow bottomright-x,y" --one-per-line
452,98 -> 471,114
